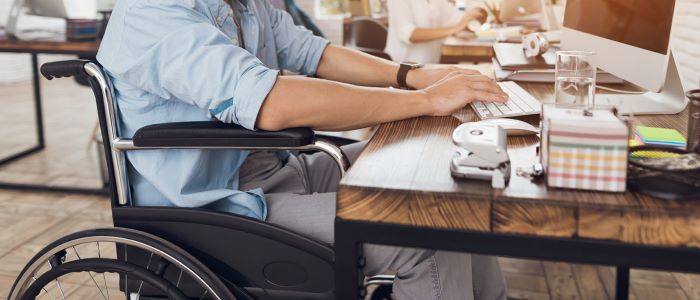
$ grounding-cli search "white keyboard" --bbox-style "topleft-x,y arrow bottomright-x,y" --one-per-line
470,81 -> 541,120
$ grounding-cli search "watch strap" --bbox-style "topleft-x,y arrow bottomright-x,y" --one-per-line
397,63 -> 413,89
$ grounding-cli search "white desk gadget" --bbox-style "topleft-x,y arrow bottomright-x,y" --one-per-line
478,118 -> 539,136
471,81 -> 542,119
450,122 -> 511,188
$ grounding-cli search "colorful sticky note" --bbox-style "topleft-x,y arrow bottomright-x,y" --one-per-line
635,126 -> 686,147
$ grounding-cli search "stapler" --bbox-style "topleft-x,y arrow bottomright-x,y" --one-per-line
450,122 -> 511,188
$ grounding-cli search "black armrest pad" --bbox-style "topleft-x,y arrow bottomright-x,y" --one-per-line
133,122 -> 315,148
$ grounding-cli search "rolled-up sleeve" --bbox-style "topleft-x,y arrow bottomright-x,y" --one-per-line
262,1 -> 329,75
99,1 -> 278,130
387,0 -> 417,45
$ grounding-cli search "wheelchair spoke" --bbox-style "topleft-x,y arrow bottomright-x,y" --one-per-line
32,276 -> 55,300
136,252 -> 154,296
96,242 -> 111,300
176,270 -> 183,288
73,246 -> 108,300
199,289 -> 208,300
125,246 -> 129,294
44,258 -> 66,300
55,278 -> 67,300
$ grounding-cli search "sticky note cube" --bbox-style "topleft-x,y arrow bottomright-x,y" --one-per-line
541,106 -> 629,192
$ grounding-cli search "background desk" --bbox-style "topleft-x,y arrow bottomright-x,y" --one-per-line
441,35 -> 494,64
0,37 -> 104,194
334,81 -> 697,300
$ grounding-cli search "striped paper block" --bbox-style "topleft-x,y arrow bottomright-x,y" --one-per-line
541,106 -> 630,192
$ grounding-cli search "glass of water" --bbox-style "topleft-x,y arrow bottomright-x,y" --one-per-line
555,51 -> 596,109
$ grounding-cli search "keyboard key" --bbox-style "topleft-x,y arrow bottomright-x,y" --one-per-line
486,102 -> 500,113
469,81 -> 541,119
507,103 -> 523,113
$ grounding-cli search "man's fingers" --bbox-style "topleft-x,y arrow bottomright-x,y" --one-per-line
467,89 -> 509,103
468,81 -> 507,95
462,81 -> 509,102
459,77 -> 508,98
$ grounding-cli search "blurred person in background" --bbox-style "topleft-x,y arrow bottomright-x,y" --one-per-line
386,0 -> 488,64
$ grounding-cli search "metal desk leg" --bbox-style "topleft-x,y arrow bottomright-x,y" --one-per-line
31,53 -> 46,148
0,54 -> 108,195
335,219 -> 366,300
616,266 -> 630,300
0,54 -> 44,165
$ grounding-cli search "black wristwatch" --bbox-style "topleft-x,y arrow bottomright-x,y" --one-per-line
397,62 -> 424,89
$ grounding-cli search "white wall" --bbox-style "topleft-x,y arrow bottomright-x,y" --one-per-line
672,0 -> 700,90
0,0 -> 14,25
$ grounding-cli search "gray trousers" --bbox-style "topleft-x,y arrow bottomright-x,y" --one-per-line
239,142 -> 506,300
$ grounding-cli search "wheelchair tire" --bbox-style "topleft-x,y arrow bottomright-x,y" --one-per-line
21,258 -> 188,300
8,227 -> 237,300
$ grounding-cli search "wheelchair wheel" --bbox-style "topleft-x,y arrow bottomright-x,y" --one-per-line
8,228 -> 236,300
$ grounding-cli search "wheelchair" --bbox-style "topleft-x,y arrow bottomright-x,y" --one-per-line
8,60 -> 393,300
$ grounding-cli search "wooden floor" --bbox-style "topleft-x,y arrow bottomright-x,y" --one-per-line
2,59 -> 700,299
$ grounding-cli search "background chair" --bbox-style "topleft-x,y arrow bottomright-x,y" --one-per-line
343,17 -> 392,61
270,0 -> 325,37
8,60 -> 392,299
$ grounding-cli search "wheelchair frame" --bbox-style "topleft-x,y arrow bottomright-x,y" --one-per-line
9,60 -> 389,300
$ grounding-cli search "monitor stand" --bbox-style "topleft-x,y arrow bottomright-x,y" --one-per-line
595,51 -> 688,115
5,0 -> 26,39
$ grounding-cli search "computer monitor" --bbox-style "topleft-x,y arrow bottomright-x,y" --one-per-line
562,0 -> 687,115
499,0 -> 561,31
6,0 -> 68,37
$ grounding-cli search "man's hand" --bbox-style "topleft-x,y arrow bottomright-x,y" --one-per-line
407,65 -> 486,90
421,72 -> 508,116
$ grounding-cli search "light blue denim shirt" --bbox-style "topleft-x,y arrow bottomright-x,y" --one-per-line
96,0 -> 329,219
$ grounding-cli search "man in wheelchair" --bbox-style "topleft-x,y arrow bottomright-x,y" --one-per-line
95,0 -> 508,299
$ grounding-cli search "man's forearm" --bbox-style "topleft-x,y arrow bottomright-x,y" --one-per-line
315,44 -> 401,88
256,75 -> 430,131
314,44 -> 479,91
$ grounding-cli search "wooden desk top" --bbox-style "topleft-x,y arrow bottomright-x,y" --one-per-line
441,34 -> 494,63
337,81 -> 700,249
0,36 -> 99,55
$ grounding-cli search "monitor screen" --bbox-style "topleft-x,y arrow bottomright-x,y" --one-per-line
564,0 -> 676,55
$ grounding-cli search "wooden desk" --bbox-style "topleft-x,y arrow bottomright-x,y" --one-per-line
441,34 -> 494,64
0,37 -> 104,194
334,82 -> 698,300
0,38 -> 99,55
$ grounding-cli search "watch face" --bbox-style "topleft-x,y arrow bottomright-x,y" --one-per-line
402,62 -> 424,69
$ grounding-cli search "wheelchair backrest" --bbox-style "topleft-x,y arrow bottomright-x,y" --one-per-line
40,59 -> 139,209
84,64 -> 132,208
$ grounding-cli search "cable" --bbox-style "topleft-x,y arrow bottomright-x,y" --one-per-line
596,85 -> 647,94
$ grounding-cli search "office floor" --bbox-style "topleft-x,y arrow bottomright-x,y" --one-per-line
1,68 -> 700,300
